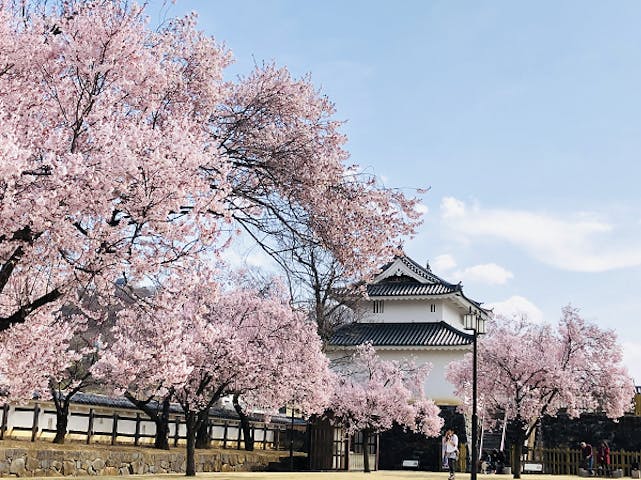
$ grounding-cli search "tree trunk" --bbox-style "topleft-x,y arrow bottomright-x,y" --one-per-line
362,428 -> 371,473
195,411 -> 210,449
124,391 -> 171,450
154,396 -> 171,450
185,412 -> 197,477
232,394 -> 254,451
52,402 -> 69,444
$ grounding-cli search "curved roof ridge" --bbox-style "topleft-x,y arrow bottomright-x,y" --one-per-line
400,255 -> 456,286
376,255 -> 489,314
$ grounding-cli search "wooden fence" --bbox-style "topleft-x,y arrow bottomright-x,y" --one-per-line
0,402 -> 305,451
535,448 -> 641,476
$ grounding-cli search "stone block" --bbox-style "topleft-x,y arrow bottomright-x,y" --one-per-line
611,469 -> 623,478
80,460 -> 92,472
10,457 -> 26,476
103,466 -> 119,475
130,459 -> 145,474
26,456 -> 40,472
62,459 -> 76,476
91,458 -> 105,471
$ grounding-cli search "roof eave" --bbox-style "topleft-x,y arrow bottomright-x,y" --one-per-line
365,293 -> 458,301
326,344 -> 472,352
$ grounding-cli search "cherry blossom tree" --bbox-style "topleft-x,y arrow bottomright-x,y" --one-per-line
0,303 -> 72,400
446,306 -> 635,478
1,0 -> 421,338
92,274 -> 199,451
331,343 -> 443,473
0,1 -> 234,336
212,64 -> 423,282
94,269 -> 332,476
1,1 -> 423,463
215,68 -> 426,338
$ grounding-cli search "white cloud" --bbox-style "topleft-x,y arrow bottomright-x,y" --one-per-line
487,295 -> 544,324
456,263 -> 514,285
432,254 -> 457,273
439,197 -> 641,272
441,196 -> 466,218
622,341 -> 641,385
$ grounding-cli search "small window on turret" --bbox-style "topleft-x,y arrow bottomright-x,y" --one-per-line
373,300 -> 384,313
430,303 -> 436,312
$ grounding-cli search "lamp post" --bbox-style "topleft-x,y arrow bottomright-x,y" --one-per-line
464,309 -> 486,480
289,404 -> 295,471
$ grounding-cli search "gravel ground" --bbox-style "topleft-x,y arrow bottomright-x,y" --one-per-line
41,471 -> 583,480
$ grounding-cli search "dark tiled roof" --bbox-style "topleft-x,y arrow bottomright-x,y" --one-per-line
64,393 -> 298,424
367,282 -> 459,297
69,392 -> 133,409
329,322 -> 473,348
372,255 -> 489,314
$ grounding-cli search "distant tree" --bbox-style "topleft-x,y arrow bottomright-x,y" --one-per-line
446,306 -> 635,478
272,241 -> 363,347
0,304 -> 100,443
331,343 -> 443,473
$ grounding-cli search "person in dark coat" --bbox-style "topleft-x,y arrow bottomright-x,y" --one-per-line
581,441 -> 594,475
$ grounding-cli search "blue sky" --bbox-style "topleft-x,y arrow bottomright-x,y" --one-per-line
150,1 -> 641,382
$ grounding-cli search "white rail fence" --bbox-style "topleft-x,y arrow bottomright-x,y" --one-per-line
0,401 -> 303,450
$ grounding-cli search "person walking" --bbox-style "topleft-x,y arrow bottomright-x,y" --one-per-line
444,429 -> 459,480
597,440 -> 611,476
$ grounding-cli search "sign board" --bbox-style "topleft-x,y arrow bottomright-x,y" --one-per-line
523,463 -> 543,473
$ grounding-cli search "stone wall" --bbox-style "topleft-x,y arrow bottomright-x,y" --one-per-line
0,445 -> 282,477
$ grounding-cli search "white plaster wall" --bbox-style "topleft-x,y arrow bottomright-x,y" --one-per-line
442,302 -> 466,330
361,299 -> 469,332
9,407 -> 34,429
361,299 -> 444,323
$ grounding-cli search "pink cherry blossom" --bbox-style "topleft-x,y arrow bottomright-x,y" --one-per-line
1,0 -> 421,336
446,306 -> 635,478
94,270 -> 332,475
